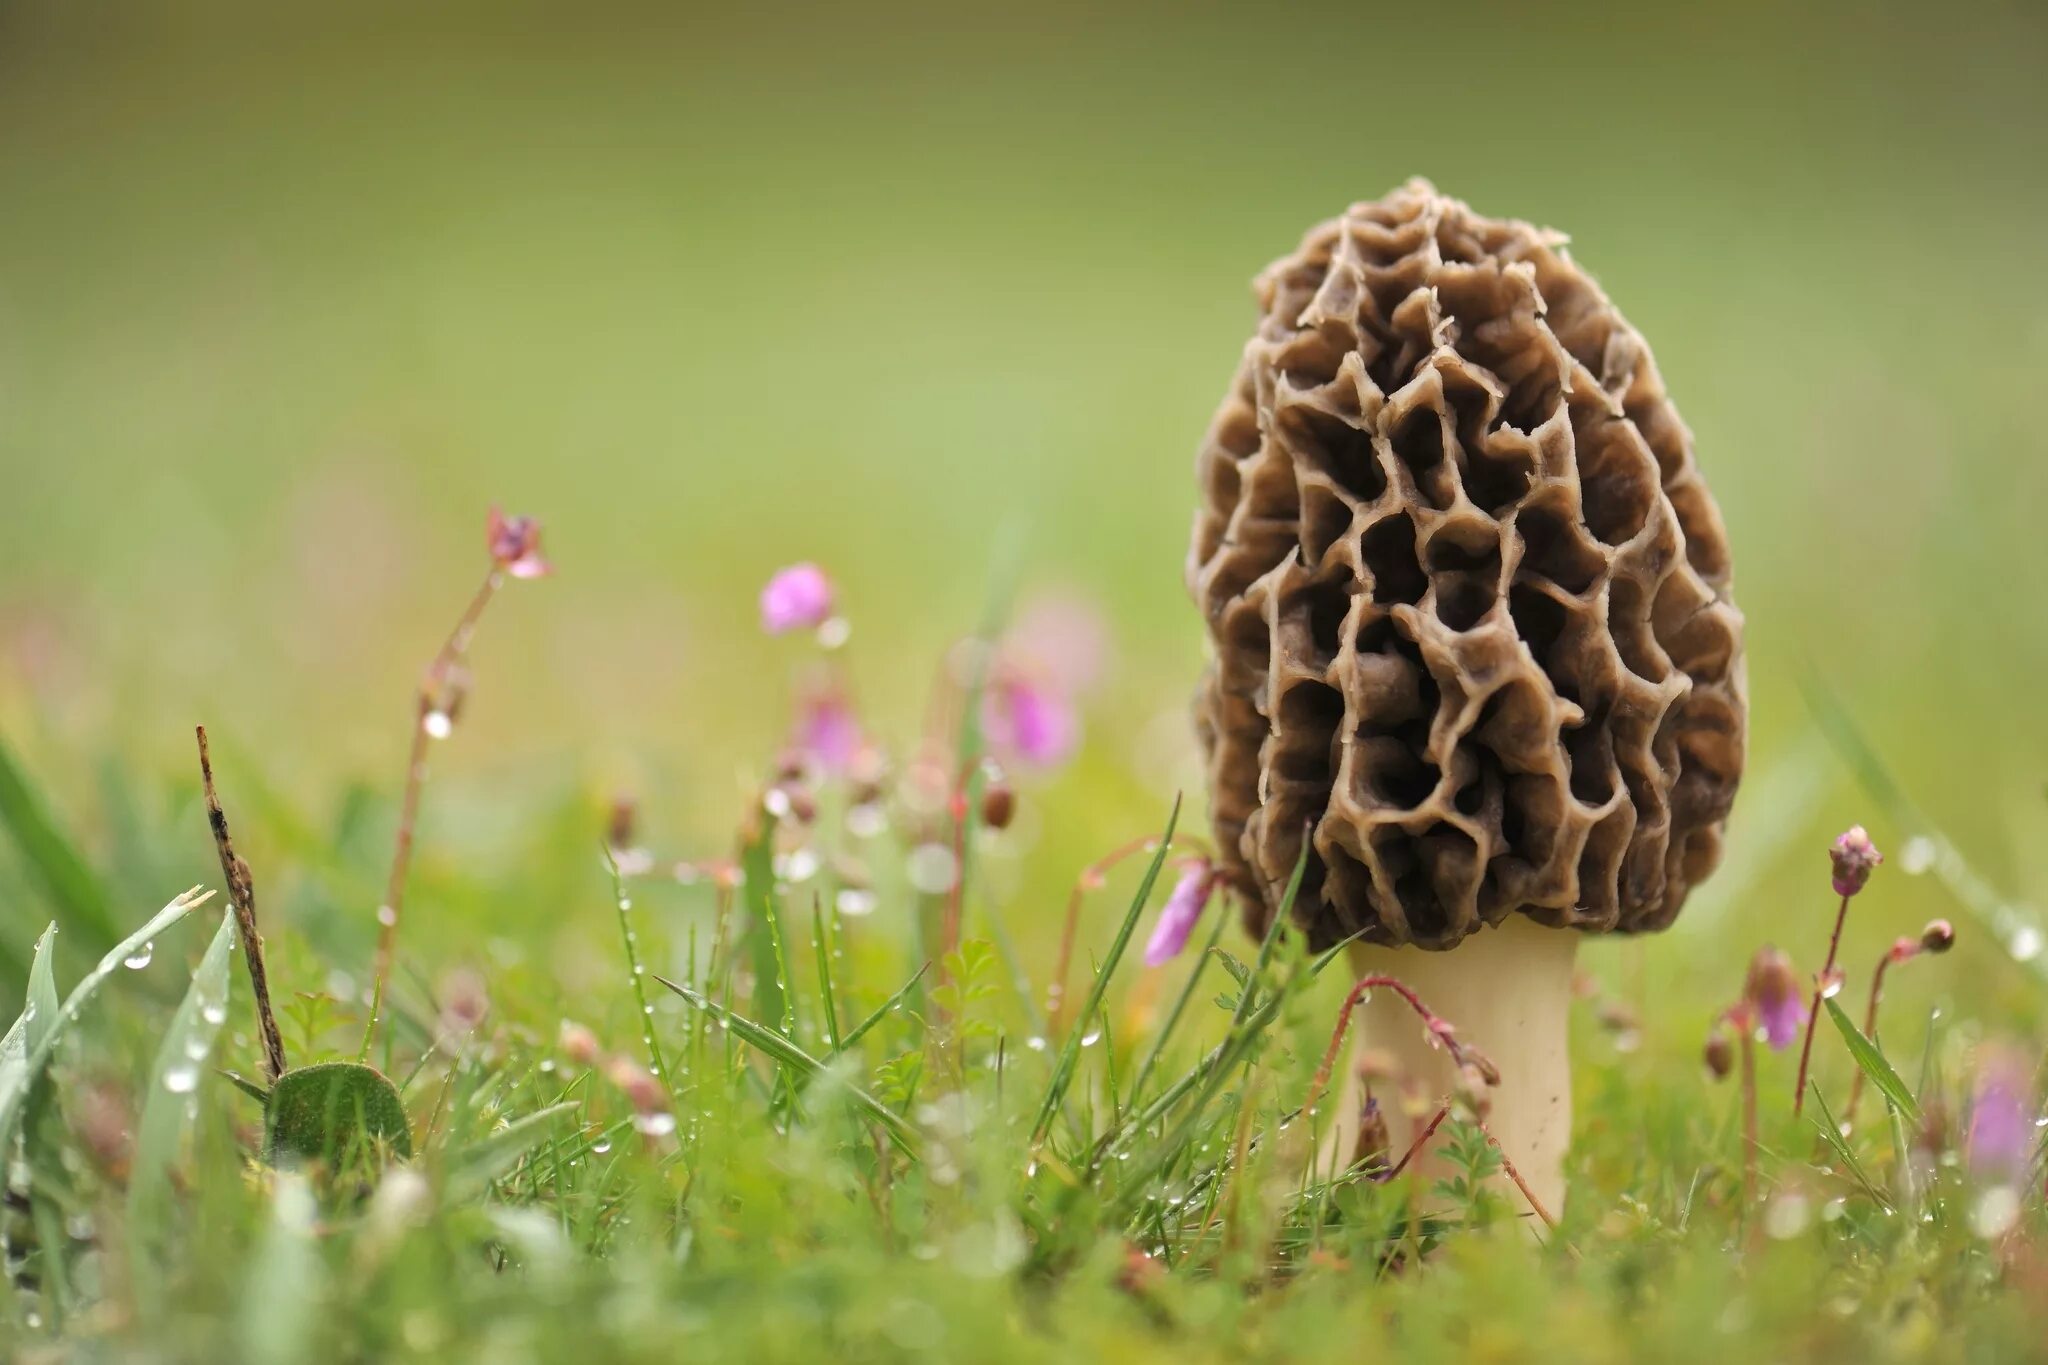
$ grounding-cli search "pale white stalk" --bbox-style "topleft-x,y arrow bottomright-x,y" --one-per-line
1334,916 -> 1577,1221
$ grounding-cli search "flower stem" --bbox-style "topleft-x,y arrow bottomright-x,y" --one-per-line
194,726 -> 288,1083
1843,948 -> 1903,1124
1791,891 -> 1852,1117
362,567 -> 502,1059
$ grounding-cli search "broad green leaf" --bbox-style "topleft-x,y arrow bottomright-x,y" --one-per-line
1825,997 -> 1918,1123
655,973 -> 918,1156
129,908 -> 238,1306
0,887 -> 214,1148
263,1061 -> 414,1166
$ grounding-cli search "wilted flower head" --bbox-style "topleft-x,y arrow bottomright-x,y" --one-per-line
983,673 -> 1078,768
1142,860 -> 1216,966
1744,945 -> 1806,1050
485,507 -> 552,579
760,562 -> 835,635
1830,825 -> 1883,898
1920,918 -> 1956,954
1966,1044 -> 2037,1184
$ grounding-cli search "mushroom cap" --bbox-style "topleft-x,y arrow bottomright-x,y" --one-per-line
1188,180 -> 1746,952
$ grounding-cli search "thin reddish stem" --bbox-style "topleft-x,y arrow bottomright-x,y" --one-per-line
1844,944 -> 1913,1124
364,567 -> 502,1054
1380,1104 -> 1451,1183
1045,835 -> 1160,1039
1477,1120 -> 1558,1229
1303,974 -> 1491,1125
1791,892 -> 1853,1117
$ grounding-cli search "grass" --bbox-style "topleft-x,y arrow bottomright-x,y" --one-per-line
0,559 -> 2044,1364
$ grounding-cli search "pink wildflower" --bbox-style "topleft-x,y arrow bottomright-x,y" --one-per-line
1143,861 -> 1216,966
1966,1045 -> 2036,1184
485,507 -> 552,579
794,686 -> 865,775
984,674 -> 1078,768
760,563 -> 835,635
1744,946 -> 1806,1050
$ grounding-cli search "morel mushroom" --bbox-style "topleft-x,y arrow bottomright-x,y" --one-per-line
1188,180 -> 1745,1216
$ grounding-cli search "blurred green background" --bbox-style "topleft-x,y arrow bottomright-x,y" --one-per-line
1,0 -> 2045,1030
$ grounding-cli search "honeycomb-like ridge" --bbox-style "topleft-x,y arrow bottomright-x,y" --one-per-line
1188,180 -> 1746,952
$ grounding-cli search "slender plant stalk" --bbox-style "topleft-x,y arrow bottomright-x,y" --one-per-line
1383,1104 -> 1451,1182
1301,974 -> 1496,1124
363,567 -> 502,1057
194,726 -> 287,1083
1843,950 -> 1900,1124
605,845 -> 671,1089
1476,1121 -> 1558,1230
1046,835 -> 1161,1039
1791,891 -> 1852,1117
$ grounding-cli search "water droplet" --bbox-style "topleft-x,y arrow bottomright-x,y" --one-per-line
780,848 -> 821,883
1764,1190 -> 1812,1240
1972,1184 -> 2022,1238
423,711 -> 454,740
1024,1036 -> 1048,1052
376,904 -> 398,928
184,1037 -> 210,1061
836,888 -> 878,917
619,898 -> 634,913
815,616 -> 851,650
1899,836 -> 1936,875
2009,925 -> 2044,962
1079,1030 -> 1102,1048
123,942 -> 154,970
845,803 -> 888,839
163,1065 -> 199,1094
763,787 -> 793,820
201,1003 -> 227,1026
633,1111 -> 677,1137
907,844 -> 960,895
591,1136 -> 613,1155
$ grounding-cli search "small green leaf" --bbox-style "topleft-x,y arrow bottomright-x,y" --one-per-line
1825,997 -> 1919,1122
263,1061 -> 414,1166
1805,1080 -> 1892,1211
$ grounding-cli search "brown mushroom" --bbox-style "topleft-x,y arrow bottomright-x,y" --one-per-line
1187,180 -> 1746,1216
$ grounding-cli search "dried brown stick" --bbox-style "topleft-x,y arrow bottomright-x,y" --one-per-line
195,726 -> 288,1083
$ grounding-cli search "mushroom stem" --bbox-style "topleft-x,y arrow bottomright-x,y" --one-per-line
1336,916 -> 1577,1222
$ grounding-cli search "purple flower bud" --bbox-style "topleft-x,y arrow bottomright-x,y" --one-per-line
1142,862 -> 1215,966
759,563 -> 835,635
1829,825 -> 1882,898
486,507 -> 552,579
1744,946 -> 1807,1051
1966,1045 -> 2036,1184
1704,1030 -> 1734,1080
1920,919 -> 1956,954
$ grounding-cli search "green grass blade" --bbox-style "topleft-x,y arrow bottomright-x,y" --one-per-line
1825,997 -> 1919,1122
837,960 -> 931,1053
1125,908 -> 1229,1107
1805,1080 -> 1892,1211
445,1100 -> 580,1201
129,907 -> 237,1309
0,887 -> 214,1147
0,736 -> 119,953
812,898 -> 842,1053
654,973 -> 918,1156
1030,795 -> 1181,1144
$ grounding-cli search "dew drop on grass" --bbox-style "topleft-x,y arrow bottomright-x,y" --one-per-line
634,1112 -> 677,1138
836,888 -> 878,917
2008,925 -> 2043,962
163,1065 -> 199,1094
184,1037 -> 209,1061
846,804 -> 888,840
591,1137 -> 613,1155
907,844 -> 960,895
1899,836 -> 1936,875
123,941 -> 154,970
377,904 -> 398,928
1079,1031 -> 1102,1048
1024,1036 -> 1048,1052
1764,1190 -> 1812,1240
201,1003 -> 227,1026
